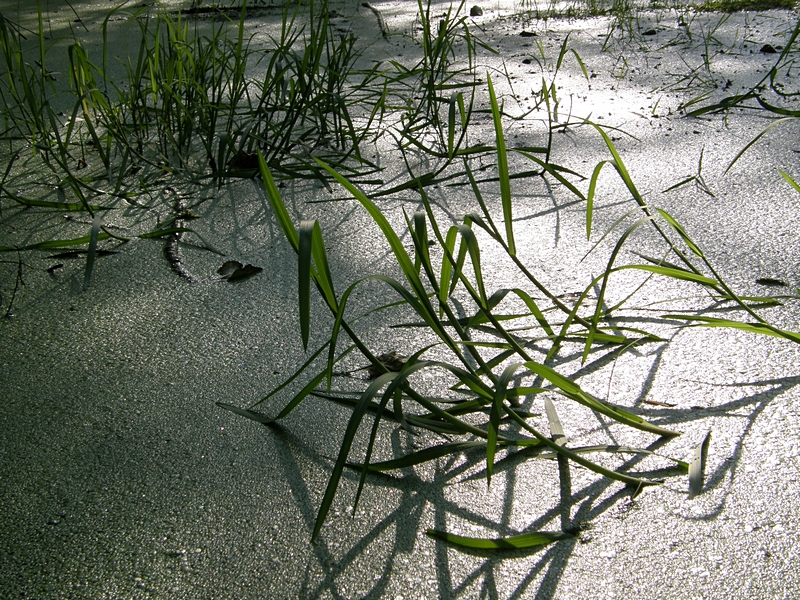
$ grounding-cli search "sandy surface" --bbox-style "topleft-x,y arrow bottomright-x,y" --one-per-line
1,1 -> 800,598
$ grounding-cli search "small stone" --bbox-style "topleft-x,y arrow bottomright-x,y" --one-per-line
642,28 -> 657,36
470,5 -> 483,16
760,44 -> 777,54
520,30 -> 537,37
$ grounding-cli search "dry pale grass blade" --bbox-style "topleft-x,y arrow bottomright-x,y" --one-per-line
688,431 -> 712,499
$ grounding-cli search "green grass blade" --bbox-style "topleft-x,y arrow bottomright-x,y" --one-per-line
503,404 -> 662,490
654,208 -> 704,257
259,152 -> 299,251
426,529 -> 572,550
216,402 -> 274,425
4,232 -> 112,251
586,160 -> 610,239
615,264 -> 717,286
487,74 -> 515,255
138,227 -> 192,239
298,220 -> 314,350
780,169 -> 800,194
313,159 -> 426,299
725,117 -> 795,175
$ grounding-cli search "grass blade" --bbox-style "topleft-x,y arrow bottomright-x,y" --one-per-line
688,430 -> 711,499
487,74 -> 515,255
426,529 -> 572,550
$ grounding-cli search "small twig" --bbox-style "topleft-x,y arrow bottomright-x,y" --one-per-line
362,3 -> 389,40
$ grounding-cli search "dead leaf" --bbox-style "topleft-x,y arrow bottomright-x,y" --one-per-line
218,260 -> 263,282
218,260 -> 243,279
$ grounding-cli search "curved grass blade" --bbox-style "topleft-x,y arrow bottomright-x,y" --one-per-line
259,152 -> 299,251
654,208 -> 704,257
615,264 -> 716,286
9,198 -> 111,211
251,341 -> 334,408
585,160 -> 611,239
138,227 -> 192,239
426,529 -> 572,550
313,158 -> 427,300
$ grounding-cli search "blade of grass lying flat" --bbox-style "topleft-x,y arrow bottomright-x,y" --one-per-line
426,529 -> 572,550
10,197 -> 111,211
1,232 -> 112,251
688,430 -> 711,499
662,315 -> 800,344
545,398 -> 565,440
138,227 -> 192,239
351,441 -> 686,473
614,264 -> 717,286
535,445 -> 688,470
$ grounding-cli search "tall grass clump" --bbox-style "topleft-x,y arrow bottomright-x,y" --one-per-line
384,0 -> 491,160
76,0 -> 380,180
0,0 -> 390,285
220,63 -> 800,547
0,8 -> 55,145
0,0 -> 382,193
